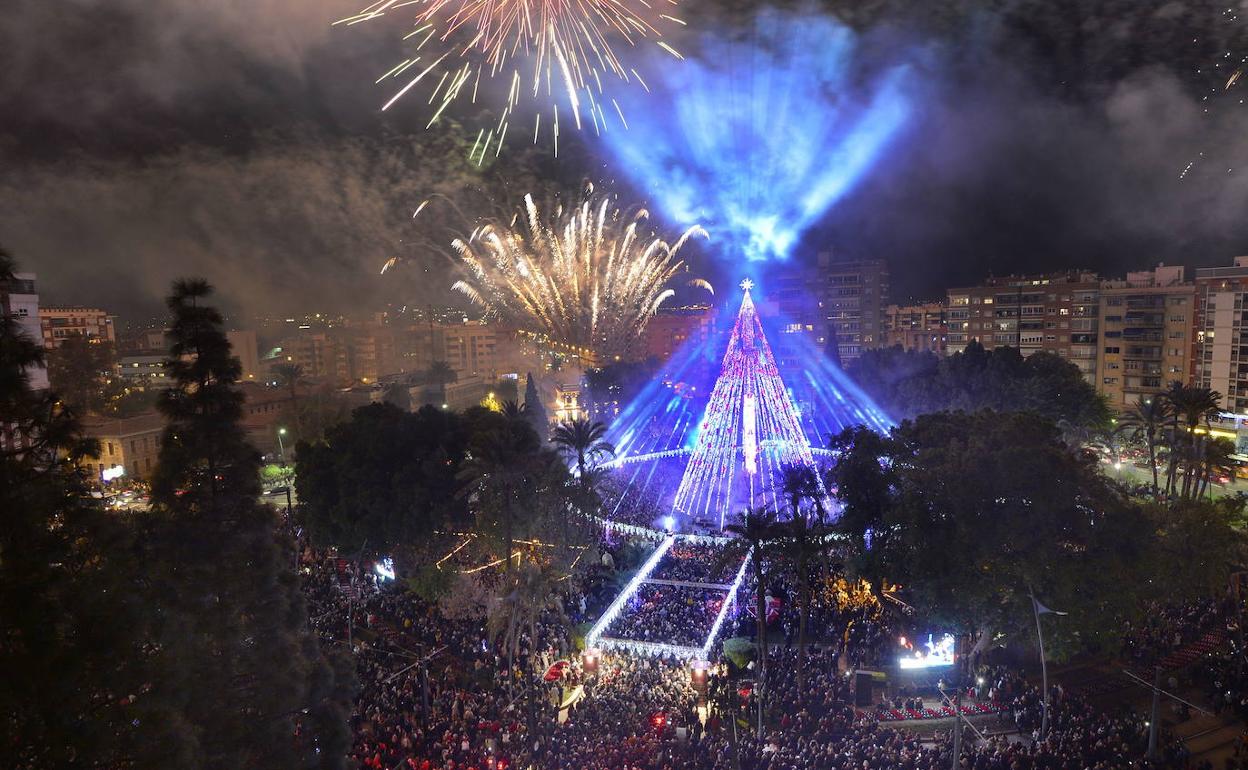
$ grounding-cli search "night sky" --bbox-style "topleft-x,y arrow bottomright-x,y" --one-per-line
3,0 -> 1248,320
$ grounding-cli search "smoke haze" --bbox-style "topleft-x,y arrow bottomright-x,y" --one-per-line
3,0 -> 1248,316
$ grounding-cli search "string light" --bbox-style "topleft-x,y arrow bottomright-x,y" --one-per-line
672,283 -> 825,527
586,536 -> 675,648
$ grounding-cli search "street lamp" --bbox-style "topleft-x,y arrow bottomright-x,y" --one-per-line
277,427 -> 288,464
1029,591 -> 1067,739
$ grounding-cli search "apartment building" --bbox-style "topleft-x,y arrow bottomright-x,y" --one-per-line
1,269 -> 48,454
639,306 -> 716,363
1194,257 -> 1248,414
814,253 -> 889,364
882,303 -> 947,355
119,328 -> 167,353
443,322 -> 504,379
226,330 -> 260,381
757,266 -> 828,375
115,354 -> 170,388
1,269 -> 46,392
947,271 -> 1100,382
1096,265 -> 1193,410
40,306 -> 116,348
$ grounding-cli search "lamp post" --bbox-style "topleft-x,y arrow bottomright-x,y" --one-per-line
276,427 -> 288,464
1029,591 -> 1066,740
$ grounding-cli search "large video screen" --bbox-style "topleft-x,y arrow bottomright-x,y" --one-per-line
897,632 -> 955,670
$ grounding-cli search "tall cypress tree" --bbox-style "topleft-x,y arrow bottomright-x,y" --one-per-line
143,279 -> 353,768
523,371 -> 548,437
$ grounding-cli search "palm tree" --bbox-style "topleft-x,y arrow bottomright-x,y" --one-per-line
1120,396 -> 1171,500
501,400 -> 527,422
774,463 -> 824,520
724,507 -> 780,737
1160,381 -> 1187,497
1089,422 -> 1130,472
552,418 -> 614,478
552,418 -> 615,518
487,561 -> 561,739
1199,437 -> 1238,500
1055,418 -> 1093,455
457,413 -> 555,572
424,360 -> 457,405
772,504 -> 833,691
1163,384 -> 1223,499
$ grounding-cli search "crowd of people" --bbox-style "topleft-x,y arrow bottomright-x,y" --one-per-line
294,524 -> 1232,770
603,584 -> 728,646
301,549 -> 581,770
1121,598 -> 1229,667
651,541 -> 740,584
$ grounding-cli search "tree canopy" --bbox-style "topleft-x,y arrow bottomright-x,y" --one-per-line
827,409 -> 1237,658
847,342 -> 1109,427
296,402 -> 472,560
2,258 -> 354,767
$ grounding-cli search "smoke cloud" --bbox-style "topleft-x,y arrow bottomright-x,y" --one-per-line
2,0 -> 1248,313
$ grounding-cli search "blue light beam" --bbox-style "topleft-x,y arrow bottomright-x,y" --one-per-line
602,11 -> 914,263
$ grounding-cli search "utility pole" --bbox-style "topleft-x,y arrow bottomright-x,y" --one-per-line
951,687 -> 963,770
1147,665 -> 1161,759
422,657 -> 431,717
1030,591 -> 1058,739
346,571 -> 354,650
756,669 -> 764,739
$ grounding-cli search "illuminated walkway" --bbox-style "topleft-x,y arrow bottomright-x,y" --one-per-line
585,534 -> 749,660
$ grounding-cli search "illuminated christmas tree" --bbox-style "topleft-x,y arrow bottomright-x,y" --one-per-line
672,280 -> 823,528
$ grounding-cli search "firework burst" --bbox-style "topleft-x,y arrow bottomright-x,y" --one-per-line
452,187 -> 708,359
337,0 -> 685,159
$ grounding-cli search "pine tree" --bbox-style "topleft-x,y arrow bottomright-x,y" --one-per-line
141,279 -> 353,768
522,371 -> 548,437
1,249 -> 142,766
150,278 -> 258,509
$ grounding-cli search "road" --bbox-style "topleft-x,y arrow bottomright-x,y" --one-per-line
1102,460 -> 1248,499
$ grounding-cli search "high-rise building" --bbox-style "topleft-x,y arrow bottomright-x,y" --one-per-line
639,306 -> 716,363
115,354 -> 170,388
757,267 -> 825,375
946,270 -> 1101,382
226,330 -> 260,381
814,253 -> 889,364
1,269 -> 48,391
39,306 -> 116,348
268,319 -> 521,388
882,303 -> 947,355
442,322 -> 503,380
1096,265 -> 1193,410
1194,257 -> 1248,414
283,330 -> 349,383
